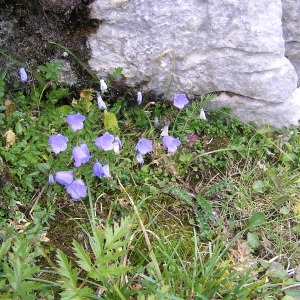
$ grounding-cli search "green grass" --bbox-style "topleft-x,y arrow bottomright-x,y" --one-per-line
0,59 -> 300,299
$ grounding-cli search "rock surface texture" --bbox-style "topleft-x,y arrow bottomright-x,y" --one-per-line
88,0 -> 300,128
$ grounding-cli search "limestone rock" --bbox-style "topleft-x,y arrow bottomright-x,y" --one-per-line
88,0 -> 297,104
205,88 -> 300,129
282,0 -> 300,87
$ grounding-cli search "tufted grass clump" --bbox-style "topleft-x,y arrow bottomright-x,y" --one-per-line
0,56 -> 300,299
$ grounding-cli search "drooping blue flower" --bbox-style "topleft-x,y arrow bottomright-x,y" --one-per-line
95,132 -> 114,151
135,138 -> 153,155
55,170 -> 74,186
137,91 -> 142,105
100,79 -> 107,93
72,143 -> 91,167
93,161 -> 105,177
66,113 -> 86,131
66,178 -> 87,200
48,173 -> 55,185
97,92 -> 107,110
173,94 -> 189,109
102,163 -> 111,177
136,152 -> 144,164
162,135 -> 181,153
48,134 -> 69,154
19,68 -> 28,83
95,132 -> 122,154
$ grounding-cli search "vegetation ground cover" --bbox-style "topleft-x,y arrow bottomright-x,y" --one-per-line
0,58 -> 300,299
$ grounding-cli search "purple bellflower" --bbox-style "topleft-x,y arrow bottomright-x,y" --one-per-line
72,143 -> 91,167
97,92 -> 107,110
66,178 -> 87,200
137,92 -> 142,105
93,161 -> 105,177
66,113 -> 86,131
173,94 -> 189,109
100,79 -> 107,93
48,173 -> 55,185
136,152 -> 144,164
19,68 -> 28,83
55,170 -> 74,186
95,132 -> 122,154
102,163 -> 111,177
135,138 -> 153,155
49,134 -> 69,154
162,135 -> 181,153
95,132 -> 114,151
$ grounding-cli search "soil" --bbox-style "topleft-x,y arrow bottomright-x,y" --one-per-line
0,0 -> 99,87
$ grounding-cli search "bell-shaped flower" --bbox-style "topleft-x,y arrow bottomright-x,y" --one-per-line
95,132 -> 114,151
173,94 -> 189,109
162,135 -> 181,153
66,113 -> 86,131
199,108 -> 207,120
137,91 -> 142,105
72,143 -> 91,167
136,152 -> 144,164
100,79 -> 107,93
55,170 -> 74,186
48,173 -> 55,185
154,116 -> 159,127
113,136 -> 122,155
102,163 -> 111,177
93,161 -> 105,177
160,124 -> 169,137
66,178 -> 87,200
97,92 -> 107,110
135,138 -> 153,155
19,67 -> 28,83
49,134 -> 69,154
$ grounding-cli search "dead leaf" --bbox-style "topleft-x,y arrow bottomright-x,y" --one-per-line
40,233 -> 50,242
4,129 -> 16,148
4,100 -> 15,116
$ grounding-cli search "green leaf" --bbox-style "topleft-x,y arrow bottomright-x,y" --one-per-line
248,212 -> 265,227
252,180 -> 265,193
247,232 -> 260,250
37,163 -> 51,172
280,206 -> 289,215
72,240 -> 93,272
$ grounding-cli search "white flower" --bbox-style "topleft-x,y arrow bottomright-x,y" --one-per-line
154,116 -> 159,127
100,79 -> 107,93
160,124 -> 169,137
137,91 -> 142,105
200,108 -> 207,120
97,92 -> 107,109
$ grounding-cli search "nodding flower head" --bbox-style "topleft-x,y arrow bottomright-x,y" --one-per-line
66,178 -> 87,200
136,152 -> 144,164
66,113 -> 86,131
100,79 -> 108,94
162,135 -> 181,153
72,143 -> 91,167
55,170 -> 74,186
97,92 -> 107,110
135,138 -> 153,155
173,94 -> 189,109
137,91 -> 142,105
48,134 -> 68,154
19,68 -> 28,83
